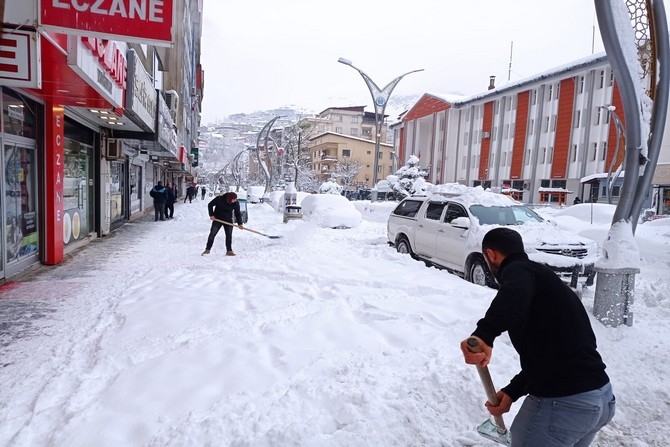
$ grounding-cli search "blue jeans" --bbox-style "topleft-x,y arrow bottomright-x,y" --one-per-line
510,382 -> 615,446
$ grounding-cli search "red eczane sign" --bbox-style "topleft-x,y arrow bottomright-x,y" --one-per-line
40,0 -> 174,46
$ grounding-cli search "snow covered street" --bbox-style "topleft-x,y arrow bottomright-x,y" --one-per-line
1,197 -> 669,446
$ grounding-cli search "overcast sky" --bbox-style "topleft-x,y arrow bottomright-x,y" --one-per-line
200,0 -> 606,124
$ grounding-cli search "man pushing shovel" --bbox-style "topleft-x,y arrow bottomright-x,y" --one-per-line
202,192 -> 243,256
460,228 -> 615,446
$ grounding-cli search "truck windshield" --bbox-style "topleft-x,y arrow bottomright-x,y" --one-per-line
469,205 -> 544,225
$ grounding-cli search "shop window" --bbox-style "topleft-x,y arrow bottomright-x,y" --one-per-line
2,89 -> 37,139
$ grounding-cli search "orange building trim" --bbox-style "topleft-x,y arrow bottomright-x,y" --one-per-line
478,101 -> 494,179
551,78 -> 576,178
510,90 -> 530,179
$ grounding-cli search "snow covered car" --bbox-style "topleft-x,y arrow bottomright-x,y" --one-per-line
387,187 -> 597,288
300,194 -> 363,229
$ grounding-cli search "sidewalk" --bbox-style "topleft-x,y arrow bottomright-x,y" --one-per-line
0,213 -> 159,351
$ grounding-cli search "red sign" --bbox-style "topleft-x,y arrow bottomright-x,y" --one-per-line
82,37 -> 127,90
40,0 -> 174,46
44,103 -> 65,265
0,29 -> 41,88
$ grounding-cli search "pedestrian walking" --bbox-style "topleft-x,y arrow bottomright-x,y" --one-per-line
460,227 -> 614,447
165,182 -> 176,219
201,185 -> 207,200
202,192 -> 243,256
149,181 -> 167,221
184,184 -> 195,203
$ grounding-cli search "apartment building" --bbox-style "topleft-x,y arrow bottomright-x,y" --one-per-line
396,53 -> 670,212
302,106 -> 390,187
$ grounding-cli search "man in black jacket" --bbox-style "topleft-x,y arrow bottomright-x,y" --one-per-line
460,227 -> 615,446
149,181 -> 167,221
202,191 -> 244,256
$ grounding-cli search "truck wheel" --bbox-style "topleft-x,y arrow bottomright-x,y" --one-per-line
468,257 -> 497,288
396,237 -> 413,256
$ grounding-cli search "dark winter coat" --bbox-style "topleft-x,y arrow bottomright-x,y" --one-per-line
150,184 -> 167,204
471,252 -> 609,401
208,192 -> 242,224
165,187 -> 176,204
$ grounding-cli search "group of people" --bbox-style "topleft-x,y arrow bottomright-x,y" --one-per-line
149,182 -> 616,446
184,184 -> 207,203
149,181 -> 178,221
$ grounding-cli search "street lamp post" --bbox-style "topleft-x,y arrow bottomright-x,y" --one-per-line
338,58 -> 423,186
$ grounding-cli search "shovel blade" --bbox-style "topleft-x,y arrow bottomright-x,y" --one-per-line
477,419 -> 511,446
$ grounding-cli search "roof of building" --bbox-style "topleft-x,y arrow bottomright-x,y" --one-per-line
308,131 -> 393,147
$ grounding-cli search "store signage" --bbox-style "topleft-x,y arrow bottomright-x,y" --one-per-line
67,36 -> 126,108
156,94 -> 178,156
125,49 -> 156,131
44,104 -> 65,265
0,29 -> 41,88
40,0 -> 175,46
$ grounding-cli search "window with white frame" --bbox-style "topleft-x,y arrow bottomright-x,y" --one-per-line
595,107 -> 601,125
574,110 -> 581,128
601,141 -> 608,160
579,76 -> 585,93
549,147 -> 554,163
552,115 -> 557,131
532,90 -> 537,105
507,98 -> 512,111
592,142 -> 598,160
541,147 -> 546,164
547,85 -> 553,101
350,128 -> 358,136
342,149 -> 351,157
529,119 -> 534,135
599,70 -> 605,88
463,132 -> 468,145
511,123 -> 515,138
493,126 -> 497,139
504,123 -> 509,139
572,144 -> 578,161
608,71 -> 614,86
526,149 -> 531,165
462,155 -> 467,169
351,116 -> 359,123
544,117 -> 550,133
555,83 -> 560,99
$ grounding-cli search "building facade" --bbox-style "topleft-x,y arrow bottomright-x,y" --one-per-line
396,53 -> 669,211
0,0 -> 204,280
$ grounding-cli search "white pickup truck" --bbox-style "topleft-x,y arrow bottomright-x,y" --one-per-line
387,190 -> 597,288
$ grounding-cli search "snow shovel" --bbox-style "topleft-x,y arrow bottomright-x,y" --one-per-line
213,218 -> 282,239
466,337 -> 512,446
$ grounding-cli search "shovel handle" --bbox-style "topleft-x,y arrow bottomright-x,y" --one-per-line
212,218 -> 268,237
467,337 -> 508,433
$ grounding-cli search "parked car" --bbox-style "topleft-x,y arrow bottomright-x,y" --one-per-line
387,188 -> 597,288
300,193 -> 362,229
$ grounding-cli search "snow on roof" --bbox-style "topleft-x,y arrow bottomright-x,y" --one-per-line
453,52 -> 608,105
308,131 -> 393,147
538,187 -> 574,193
426,92 -> 469,103
581,171 -> 626,183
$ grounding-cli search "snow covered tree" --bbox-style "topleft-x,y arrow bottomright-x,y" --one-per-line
386,154 -> 431,200
331,158 -> 362,191
319,180 -> 343,195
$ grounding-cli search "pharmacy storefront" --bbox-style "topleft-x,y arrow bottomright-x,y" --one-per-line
1,89 -> 40,278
